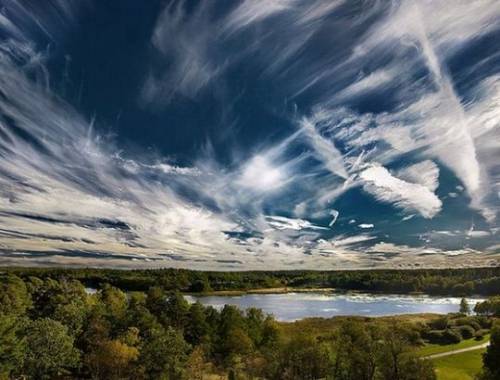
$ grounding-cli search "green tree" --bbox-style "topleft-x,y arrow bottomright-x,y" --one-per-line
332,321 -> 380,380
165,291 -> 190,330
0,314 -> 26,379
145,286 -> 172,327
378,327 -> 435,380
459,298 -> 471,315
100,284 -> 128,322
86,338 -> 139,380
140,326 -> 190,380
23,318 -> 80,379
185,345 -> 208,380
29,278 -> 89,321
278,335 -> 330,380
189,278 -> 212,293
0,274 -> 32,316
128,291 -> 160,332
185,301 -> 210,345
246,307 -> 265,346
474,296 -> 500,317
478,322 -> 500,380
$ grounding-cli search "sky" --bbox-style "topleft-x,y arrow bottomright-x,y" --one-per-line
0,0 -> 499,270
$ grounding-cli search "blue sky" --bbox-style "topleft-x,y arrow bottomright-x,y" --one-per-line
0,0 -> 499,269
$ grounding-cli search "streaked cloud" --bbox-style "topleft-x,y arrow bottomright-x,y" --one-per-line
0,0 -> 498,269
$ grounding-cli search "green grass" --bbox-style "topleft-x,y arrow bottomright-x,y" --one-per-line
432,348 -> 485,380
417,334 -> 490,357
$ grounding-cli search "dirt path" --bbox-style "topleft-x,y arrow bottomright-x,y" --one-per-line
423,341 -> 490,359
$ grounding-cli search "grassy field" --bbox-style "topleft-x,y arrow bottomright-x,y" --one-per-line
432,348 -> 486,380
417,334 -> 490,357
277,314 -> 440,341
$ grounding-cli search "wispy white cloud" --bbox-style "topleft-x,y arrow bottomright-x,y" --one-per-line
359,164 -> 442,218
299,114 -> 348,179
396,160 -> 440,192
265,215 -> 327,231
0,0 -> 499,269
223,0 -> 294,34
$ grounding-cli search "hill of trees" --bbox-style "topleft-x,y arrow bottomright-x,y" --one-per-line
2,266 -> 499,296
0,273 -> 444,379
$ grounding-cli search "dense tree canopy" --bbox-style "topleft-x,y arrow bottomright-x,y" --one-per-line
0,270 -> 496,379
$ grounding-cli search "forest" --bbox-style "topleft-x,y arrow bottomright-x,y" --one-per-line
2,266 -> 500,296
0,271 -> 499,379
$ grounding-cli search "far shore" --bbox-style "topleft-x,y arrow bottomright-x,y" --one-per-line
186,287 -> 434,296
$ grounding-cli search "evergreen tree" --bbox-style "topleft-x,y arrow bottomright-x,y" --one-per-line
459,298 -> 470,315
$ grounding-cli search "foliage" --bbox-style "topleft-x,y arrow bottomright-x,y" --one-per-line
24,318 -> 80,379
416,334 -> 490,358
477,321 -> 500,380
3,266 -> 500,296
455,325 -> 475,340
0,274 -> 31,315
474,296 -> 500,316
0,270 -> 495,379
140,326 -> 189,380
0,314 -> 26,379
460,298 -> 471,315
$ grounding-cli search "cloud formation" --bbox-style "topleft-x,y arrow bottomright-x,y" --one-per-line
0,0 -> 499,269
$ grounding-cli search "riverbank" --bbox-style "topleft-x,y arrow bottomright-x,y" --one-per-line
189,286 -> 338,296
188,286 -> 479,297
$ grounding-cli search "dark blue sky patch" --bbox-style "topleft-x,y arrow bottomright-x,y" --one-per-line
0,0 -> 498,269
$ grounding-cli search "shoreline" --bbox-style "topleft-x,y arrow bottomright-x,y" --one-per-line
187,287 -> 337,296
186,287 -> 485,297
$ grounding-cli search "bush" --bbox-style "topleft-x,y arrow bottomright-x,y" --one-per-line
453,317 -> 481,331
474,316 -> 492,329
442,329 -> 462,344
475,329 -> 488,340
429,317 -> 448,330
415,338 -> 426,346
424,330 -> 444,343
456,325 -> 475,339
466,321 -> 481,331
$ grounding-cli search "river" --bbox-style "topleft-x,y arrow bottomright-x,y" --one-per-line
184,293 -> 485,321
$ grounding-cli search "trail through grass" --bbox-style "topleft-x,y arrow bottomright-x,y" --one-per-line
417,334 -> 490,357
432,348 -> 485,380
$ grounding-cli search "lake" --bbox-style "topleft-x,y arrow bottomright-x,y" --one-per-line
184,293 -> 486,321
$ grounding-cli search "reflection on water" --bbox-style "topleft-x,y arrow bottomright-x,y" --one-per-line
185,293 -> 486,321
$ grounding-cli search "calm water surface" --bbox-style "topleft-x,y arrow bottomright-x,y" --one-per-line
185,293 -> 485,321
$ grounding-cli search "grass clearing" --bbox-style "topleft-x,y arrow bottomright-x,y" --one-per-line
417,334 -> 490,357
432,348 -> 485,380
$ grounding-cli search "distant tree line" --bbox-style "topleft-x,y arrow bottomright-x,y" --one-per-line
2,266 -> 499,296
0,273 -> 445,379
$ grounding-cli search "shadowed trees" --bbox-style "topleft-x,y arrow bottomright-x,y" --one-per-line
477,321 -> 500,380
4,272 -> 496,379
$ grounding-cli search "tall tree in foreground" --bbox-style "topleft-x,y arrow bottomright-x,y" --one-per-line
140,326 -> 190,380
0,314 -> 26,379
378,326 -> 436,380
332,321 -> 379,380
23,318 -> 80,379
477,321 -> 500,380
